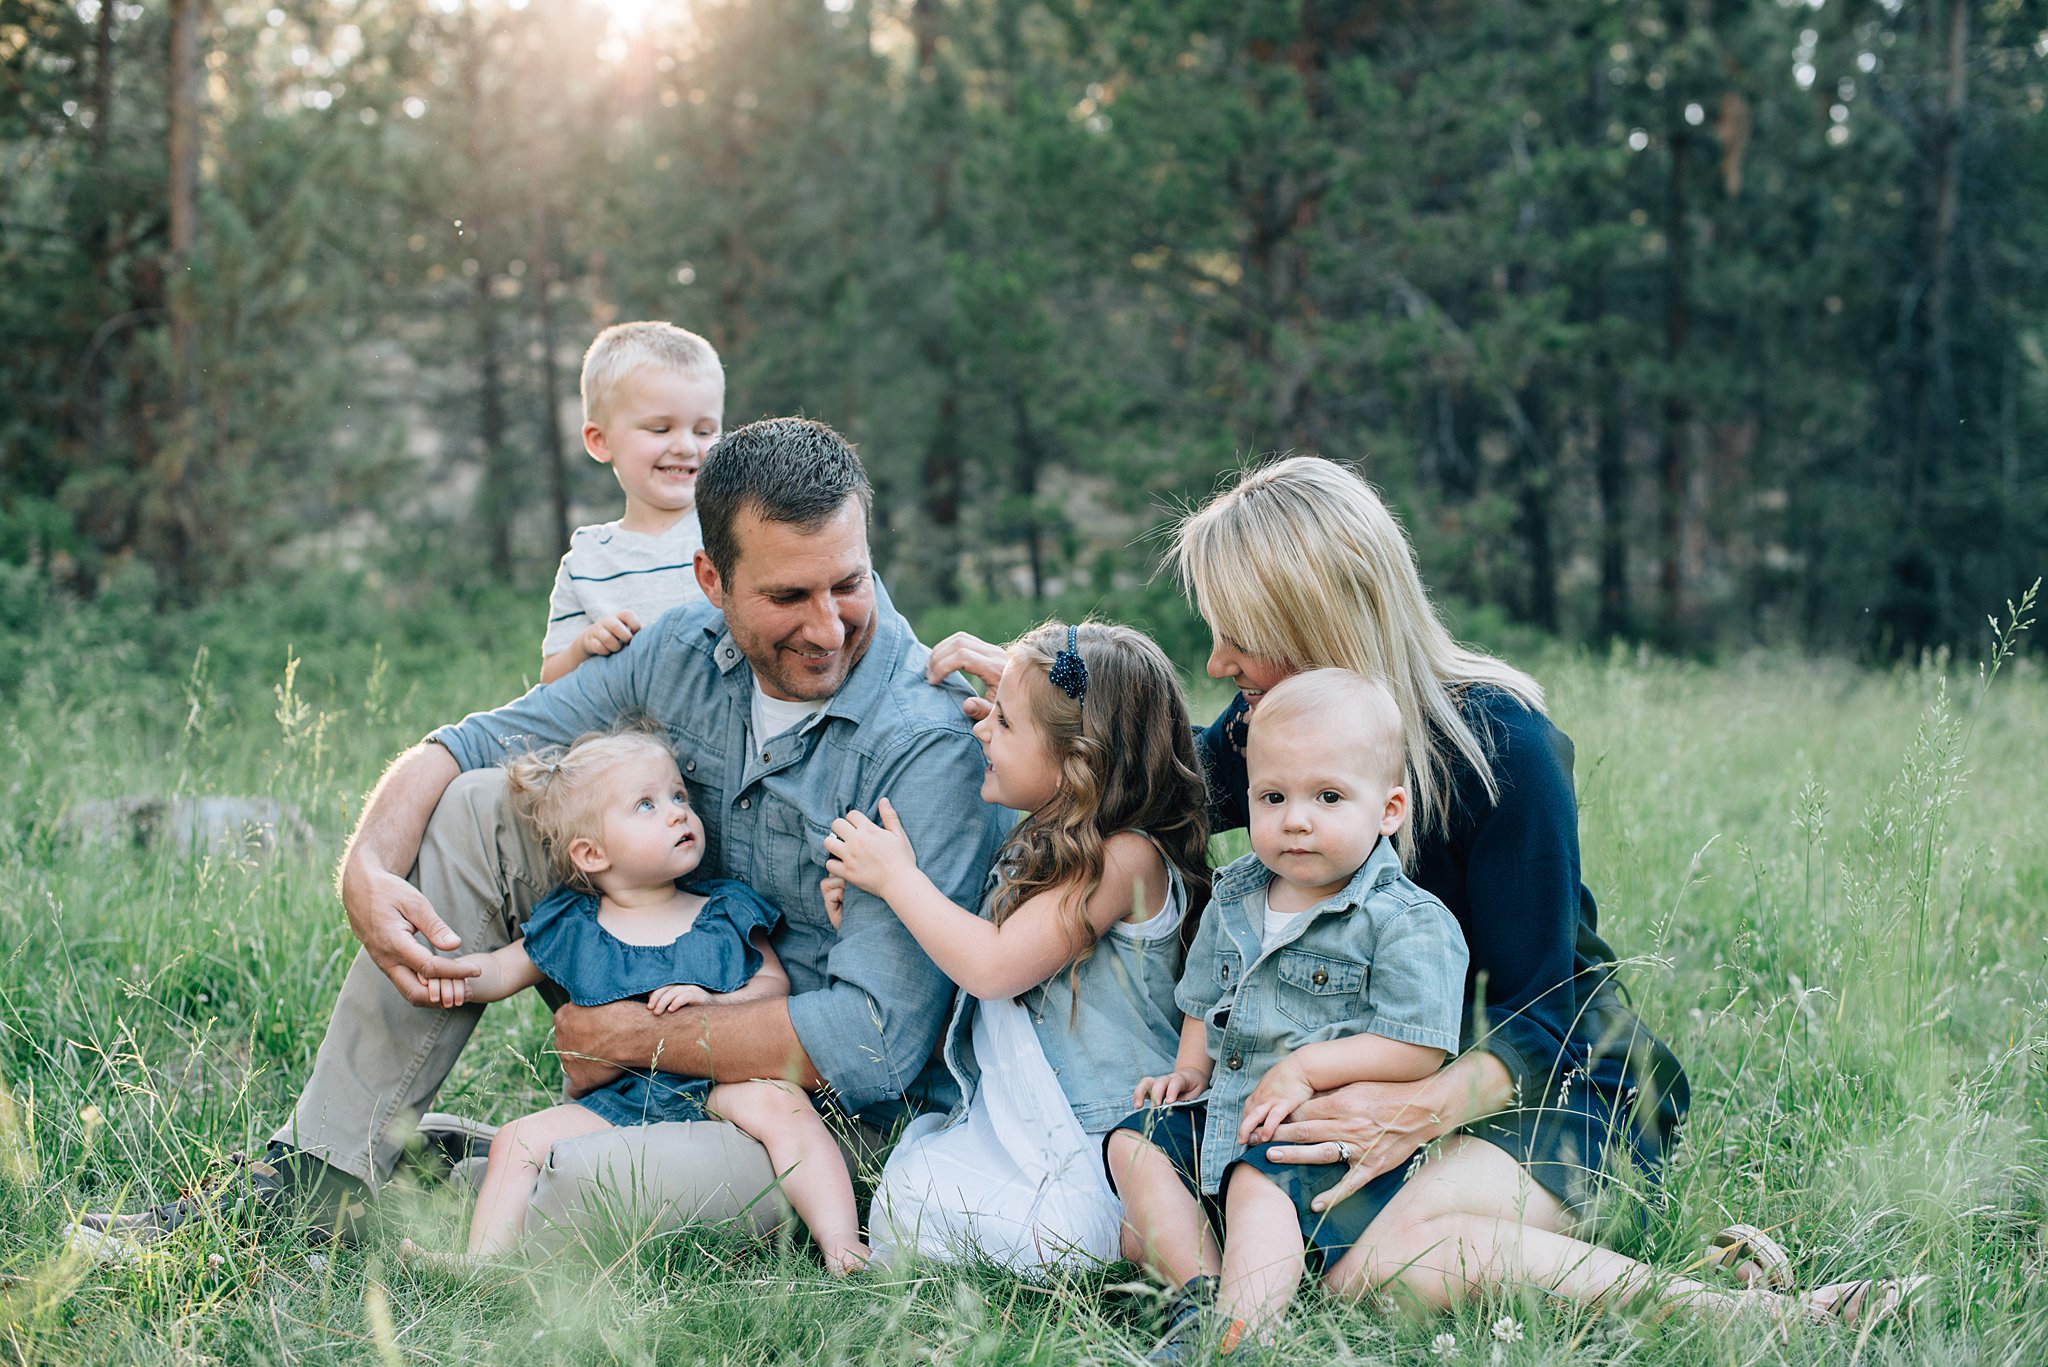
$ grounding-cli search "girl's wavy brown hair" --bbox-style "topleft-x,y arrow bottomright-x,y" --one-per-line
989,623 -> 1211,962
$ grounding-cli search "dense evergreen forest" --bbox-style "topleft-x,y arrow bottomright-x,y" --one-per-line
3,0 -> 2044,655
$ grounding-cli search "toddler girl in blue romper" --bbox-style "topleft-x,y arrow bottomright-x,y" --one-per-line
401,727 -> 869,1273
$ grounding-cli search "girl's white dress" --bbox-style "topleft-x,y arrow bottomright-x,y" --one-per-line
869,894 -> 1183,1273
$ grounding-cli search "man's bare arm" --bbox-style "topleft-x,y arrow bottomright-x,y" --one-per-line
335,741 -> 480,1004
552,997 -> 821,1096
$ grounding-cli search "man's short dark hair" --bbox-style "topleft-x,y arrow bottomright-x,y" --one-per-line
696,418 -> 874,581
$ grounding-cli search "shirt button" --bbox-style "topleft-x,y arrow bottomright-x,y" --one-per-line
739,797 -> 751,809
1312,969 -> 1329,986
1226,1055 -> 1243,1071
685,761 -> 696,773
1220,965 -> 1231,981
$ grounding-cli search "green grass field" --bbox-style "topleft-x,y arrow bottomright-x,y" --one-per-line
3,580 -> 2045,1365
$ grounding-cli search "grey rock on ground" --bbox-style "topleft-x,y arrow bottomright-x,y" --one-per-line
59,796 -> 314,858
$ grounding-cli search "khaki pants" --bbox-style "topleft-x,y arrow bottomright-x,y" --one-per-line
276,768 -> 864,1238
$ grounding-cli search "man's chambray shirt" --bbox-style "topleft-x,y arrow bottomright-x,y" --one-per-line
427,580 -> 1007,1120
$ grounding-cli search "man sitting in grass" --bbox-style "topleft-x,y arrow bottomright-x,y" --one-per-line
77,418 -> 1006,1255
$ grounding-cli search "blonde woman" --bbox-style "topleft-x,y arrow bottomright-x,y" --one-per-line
928,456 -> 1918,1330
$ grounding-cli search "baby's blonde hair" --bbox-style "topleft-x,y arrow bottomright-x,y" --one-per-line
503,726 -> 677,889
1249,669 -> 1406,792
580,321 -> 722,427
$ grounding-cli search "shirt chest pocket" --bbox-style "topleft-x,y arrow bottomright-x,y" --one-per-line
1273,950 -> 1366,1031
756,796 -> 828,921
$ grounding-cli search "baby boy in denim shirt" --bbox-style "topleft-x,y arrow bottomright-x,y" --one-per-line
1108,669 -> 1468,1353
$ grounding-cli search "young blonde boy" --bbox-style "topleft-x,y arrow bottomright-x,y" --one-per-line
1108,669 -> 1469,1358
540,322 -> 725,682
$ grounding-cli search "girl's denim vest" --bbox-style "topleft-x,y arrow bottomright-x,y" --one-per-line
939,856 -> 1188,1132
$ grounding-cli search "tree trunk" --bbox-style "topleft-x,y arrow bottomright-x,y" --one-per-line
911,0 -> 962,606
1009,388 -> 1048,601
1513,388 -> 1559,632
1880,0 -> 1967,655
1908,0 -> 1968,513
1658,92 -> 1691,638
463,2 -> 513,579
1595,399 -> 1630,640
163,0 -> 205,598
91,0 -> 116,160
530,164 -> 571,555
1586,43 -> 1630,640
919,383 -> 964,605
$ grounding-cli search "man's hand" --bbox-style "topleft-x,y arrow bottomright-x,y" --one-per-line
420,953 -> 498,1007
1133,1067 -> 1209,1107
1238,1057 -> 1314,1144
577,611 -> 643,661
552,1002 -> 629,1096
340,862 -> 478,1005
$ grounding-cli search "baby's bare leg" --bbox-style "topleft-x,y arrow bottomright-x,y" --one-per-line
466,1104 -> 613,1256
1107,1129 -> 1222,1287
707,1080 -> 868,1275
1219,1167 -> 1308,1342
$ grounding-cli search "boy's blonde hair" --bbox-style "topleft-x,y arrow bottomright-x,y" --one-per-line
1248,669 -> 1406,792
1174,455 -> 1543,865
580,321 -> 722,426
503,726 -> 677,890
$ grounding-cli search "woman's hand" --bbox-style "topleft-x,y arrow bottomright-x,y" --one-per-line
1262,1076 -> 1451,1211
823,799 -> 920,902
925,631 -> 1005,724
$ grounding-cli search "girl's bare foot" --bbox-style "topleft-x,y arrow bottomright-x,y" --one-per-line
398,1237 -> 490,1277
822,1240 -> 874,1277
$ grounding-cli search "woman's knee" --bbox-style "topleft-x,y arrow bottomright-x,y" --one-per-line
1324,1208 -> 1469,1307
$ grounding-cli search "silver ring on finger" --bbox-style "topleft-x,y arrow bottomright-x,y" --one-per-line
1336,1141 -> 1353,1164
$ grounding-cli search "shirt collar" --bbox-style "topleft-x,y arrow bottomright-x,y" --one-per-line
1215,832 -> 1405,912
704,574 -> 911,724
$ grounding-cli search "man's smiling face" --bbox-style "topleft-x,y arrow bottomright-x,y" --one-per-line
695,497 -> 877,702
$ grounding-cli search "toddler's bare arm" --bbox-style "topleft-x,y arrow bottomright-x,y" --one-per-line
1239,1034 -> 1447,1144
425,939 -> 545,1008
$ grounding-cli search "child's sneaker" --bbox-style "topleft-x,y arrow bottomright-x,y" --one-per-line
410,1112 -> 499,1194
1147,1275 -> 1219,1363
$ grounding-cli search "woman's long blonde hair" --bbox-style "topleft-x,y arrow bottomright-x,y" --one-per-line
1173,456 -> 1543,862
990,622 -> 1211,962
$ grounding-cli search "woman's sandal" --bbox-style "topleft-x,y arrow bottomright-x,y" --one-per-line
1701,1224 -> 1796,1290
